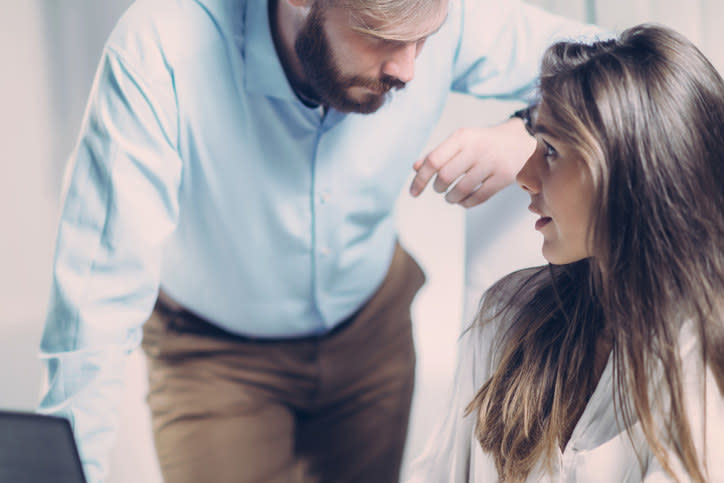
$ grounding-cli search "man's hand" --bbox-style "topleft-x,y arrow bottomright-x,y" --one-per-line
409,117 -> 536,208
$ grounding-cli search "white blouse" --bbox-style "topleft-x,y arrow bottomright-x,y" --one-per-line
406,317 -> 724,482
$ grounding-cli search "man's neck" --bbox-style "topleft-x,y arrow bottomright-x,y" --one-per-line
268,0 -> 322,107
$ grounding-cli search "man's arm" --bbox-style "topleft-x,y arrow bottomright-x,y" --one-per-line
38,43 -> 181,483
410,0 -> 605,207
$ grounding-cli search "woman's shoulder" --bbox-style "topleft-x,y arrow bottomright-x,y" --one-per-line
489,264 -> 549,305
468,265 -> 549,337
462,265 -> 550,382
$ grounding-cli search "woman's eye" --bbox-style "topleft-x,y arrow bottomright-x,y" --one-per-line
543,141 -> 557,162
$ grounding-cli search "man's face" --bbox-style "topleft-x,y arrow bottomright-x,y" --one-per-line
294,2 -> 448,114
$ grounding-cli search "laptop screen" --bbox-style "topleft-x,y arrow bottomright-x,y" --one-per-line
0,410 -> 87,483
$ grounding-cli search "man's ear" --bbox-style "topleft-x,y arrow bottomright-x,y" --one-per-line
287,0 -> 312,7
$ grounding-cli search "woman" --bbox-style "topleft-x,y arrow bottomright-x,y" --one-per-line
407,24 -> 724,482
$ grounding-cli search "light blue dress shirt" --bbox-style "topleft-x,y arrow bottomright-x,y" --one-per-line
37,0 -> 600,480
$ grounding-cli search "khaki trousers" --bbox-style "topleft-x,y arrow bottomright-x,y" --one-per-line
141,244 -> 425,483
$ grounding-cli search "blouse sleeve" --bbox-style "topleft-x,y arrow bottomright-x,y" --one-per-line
643,335 -> 724,481
37,43 -> 181,483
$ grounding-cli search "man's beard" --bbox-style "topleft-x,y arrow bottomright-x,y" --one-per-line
294,7 -> 406,114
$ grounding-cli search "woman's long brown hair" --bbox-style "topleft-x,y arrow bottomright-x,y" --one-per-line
466,24 -> 724,481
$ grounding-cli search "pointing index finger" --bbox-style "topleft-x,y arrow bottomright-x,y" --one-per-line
409,137 -> 461,197
410,161 -> 436,197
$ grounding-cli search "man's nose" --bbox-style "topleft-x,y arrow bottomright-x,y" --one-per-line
381,42 -> 417,83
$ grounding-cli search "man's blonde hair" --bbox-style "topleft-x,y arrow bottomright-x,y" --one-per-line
319,0 -> 445,41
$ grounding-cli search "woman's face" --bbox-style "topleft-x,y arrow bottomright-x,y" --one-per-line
516,103 -> 595,265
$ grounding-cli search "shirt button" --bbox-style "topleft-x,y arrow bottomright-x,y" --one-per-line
320,247 -> 331,256
320,192 -> 330,204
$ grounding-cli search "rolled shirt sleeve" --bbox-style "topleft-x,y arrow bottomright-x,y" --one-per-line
37,45 -> 181,483
452,0 -> 606,102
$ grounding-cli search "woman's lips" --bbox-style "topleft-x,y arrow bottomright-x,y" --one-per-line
535,217 -> 552,230
528,204 -> 552,230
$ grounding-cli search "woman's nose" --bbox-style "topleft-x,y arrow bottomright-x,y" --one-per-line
516,150 -> 541,194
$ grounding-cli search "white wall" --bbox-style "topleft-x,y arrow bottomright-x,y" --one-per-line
0,0 -> 56,410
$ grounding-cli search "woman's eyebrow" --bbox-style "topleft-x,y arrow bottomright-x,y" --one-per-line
531,122 -> 553,136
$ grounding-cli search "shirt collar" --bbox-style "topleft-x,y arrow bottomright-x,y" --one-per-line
244,0 -> 298,101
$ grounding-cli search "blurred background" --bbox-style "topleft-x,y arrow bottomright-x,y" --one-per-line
1,0 -> 722,481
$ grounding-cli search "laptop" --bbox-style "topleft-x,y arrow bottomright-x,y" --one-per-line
0,410 -> 87,483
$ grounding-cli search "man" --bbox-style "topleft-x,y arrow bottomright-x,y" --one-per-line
38,0 -> 599,481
